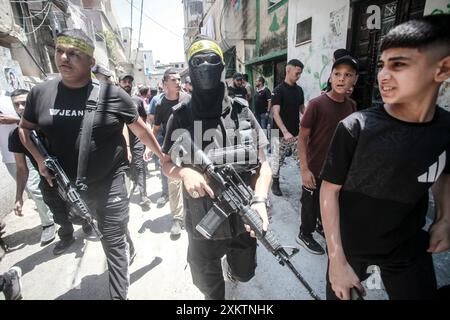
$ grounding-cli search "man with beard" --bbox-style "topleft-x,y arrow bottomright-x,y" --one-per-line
162,36 -> 272,300
119,74 -> 151,210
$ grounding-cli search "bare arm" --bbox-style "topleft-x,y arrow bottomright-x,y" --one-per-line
300,104 -> 305,115
248,148 -> 272,234
0,114 -> 20,125
320,181 -> 364,300
298,127 -> 316,189
429,173 -> 450,253
18,118 -> 54,187
127,117 -> 164,159
147,114 -> 155,126
122,125 -> 132,162
162,160 -> 214,198
13,153 -> 28,217
272,104 -> 293,140
152,125 -> 160,138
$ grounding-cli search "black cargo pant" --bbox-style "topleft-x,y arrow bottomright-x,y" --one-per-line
130,142 -> 147,200
299,178 -> 322,236
40,172 -> 134,300
188,232 -> 257,300
326,231 -> 437,300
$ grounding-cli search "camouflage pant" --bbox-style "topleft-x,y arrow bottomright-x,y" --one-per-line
271,138 -> 298,179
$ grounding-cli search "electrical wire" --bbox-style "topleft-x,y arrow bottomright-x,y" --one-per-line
24,1 -> 52,35
124,0 -> 182,39
14,0 -> 51,19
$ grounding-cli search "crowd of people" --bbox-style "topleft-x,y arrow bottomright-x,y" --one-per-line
0,14 -> 449,300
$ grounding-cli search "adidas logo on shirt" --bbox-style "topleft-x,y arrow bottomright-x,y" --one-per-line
417,151 -> 446,183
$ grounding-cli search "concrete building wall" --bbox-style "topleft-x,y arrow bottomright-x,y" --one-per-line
288,0 -> 350,103
424,0 -> 450,110
259,0 -> 289,57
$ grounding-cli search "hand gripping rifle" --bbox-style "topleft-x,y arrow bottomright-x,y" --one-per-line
170,132 -> 321,300
30,131 -> 102,239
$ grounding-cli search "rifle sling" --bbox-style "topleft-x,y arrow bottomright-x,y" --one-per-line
76,79 -> 100,191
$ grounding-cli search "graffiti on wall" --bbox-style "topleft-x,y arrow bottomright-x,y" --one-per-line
430,2 -> 450,14
260,7 -> 288,56
225,0 -> 242,12
300,6 -> 347,102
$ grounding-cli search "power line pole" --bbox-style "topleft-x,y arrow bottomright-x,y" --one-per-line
129,0 -> 133,61
135,0 -> 144,65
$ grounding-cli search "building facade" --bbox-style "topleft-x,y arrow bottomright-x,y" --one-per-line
288,0 -> 449,109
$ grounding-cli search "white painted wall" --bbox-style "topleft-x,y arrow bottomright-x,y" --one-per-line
288,0 -> 350,103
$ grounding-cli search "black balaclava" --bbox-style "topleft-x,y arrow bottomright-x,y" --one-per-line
187,38 -> 226,119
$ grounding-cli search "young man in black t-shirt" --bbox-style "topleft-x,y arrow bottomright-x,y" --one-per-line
153,69 -> 190,238
271,59 -> 305,196
118,74 -> 151,210
227,73 -> 248,99
18,29 -> 165,300
254,76 -> 271,130
7,89 -> 57,246
320,15 -> 450,300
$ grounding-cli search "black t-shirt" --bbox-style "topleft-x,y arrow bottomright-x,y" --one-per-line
321,105 -> 450,258
162,101 -> 268,240
23,78 -> 139,185
254,87 -> 271,115
155,96 -> 179,137
271,82 -> 304,137
227,85 -> 248,99
8,127 -> 38,169
128,96 -> 147,146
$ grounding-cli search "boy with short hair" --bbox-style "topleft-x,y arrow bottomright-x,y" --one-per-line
320,15 -> 450,300
297,56 -> 358,255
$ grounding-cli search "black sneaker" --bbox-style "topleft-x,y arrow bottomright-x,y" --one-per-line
82,222 -> 93,236
271,178 -> 283,196
40,224 -> 56,246
156,194 -> 169,208
53,237 -> 76,256
316,223 -> 325,238
3,266 -> 22,300
296,233 -> 325,255
139,196 -> 151,211
0,238 -> 8,260
170,220 -> 182,239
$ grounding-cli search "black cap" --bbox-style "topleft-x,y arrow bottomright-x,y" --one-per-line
119,74 -> 134,81
333,49 -> 352,61
233,73 -> 243,80
332,56 -> 359,73
92,64 -> 111,77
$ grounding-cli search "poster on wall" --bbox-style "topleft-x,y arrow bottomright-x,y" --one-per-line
4,67 -> 24,93
0,61 -> 29,95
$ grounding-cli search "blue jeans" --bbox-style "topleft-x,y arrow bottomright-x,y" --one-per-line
255,113 -> 268,129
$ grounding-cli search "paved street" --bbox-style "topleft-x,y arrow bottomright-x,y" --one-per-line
0,157 -> 449,300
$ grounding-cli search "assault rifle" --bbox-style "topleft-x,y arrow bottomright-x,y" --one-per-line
30,131 -> 102,239
170,131 -> 321,300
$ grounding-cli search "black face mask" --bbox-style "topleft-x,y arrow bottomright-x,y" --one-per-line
189,53 -> 224,91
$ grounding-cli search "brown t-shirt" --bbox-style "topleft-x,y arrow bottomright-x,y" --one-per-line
300,93 -> 356,177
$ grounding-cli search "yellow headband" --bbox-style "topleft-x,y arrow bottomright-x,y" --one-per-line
56,36 -> 94,57
188,40 -> 223,62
